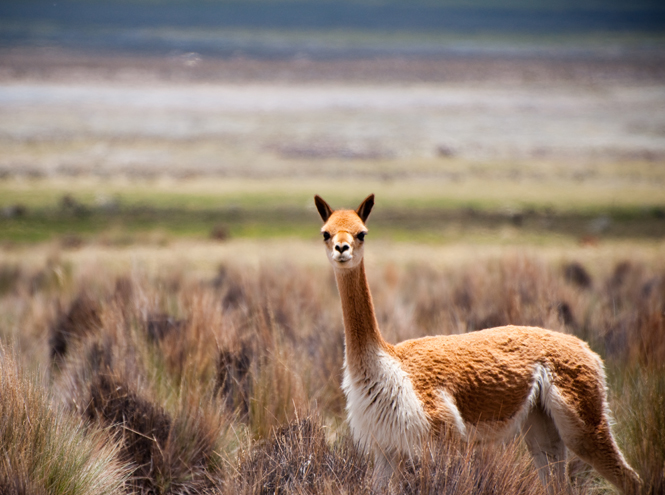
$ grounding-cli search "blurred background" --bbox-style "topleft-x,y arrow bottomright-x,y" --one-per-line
1,0 -> 664,248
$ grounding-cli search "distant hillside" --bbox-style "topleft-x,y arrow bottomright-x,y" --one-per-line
1,0 -> 664,58
2,0 -> 665,30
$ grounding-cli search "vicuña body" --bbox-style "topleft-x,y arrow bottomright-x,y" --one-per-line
315,194 -> 641,494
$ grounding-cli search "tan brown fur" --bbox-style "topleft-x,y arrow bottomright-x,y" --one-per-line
396,326 -> 605,428
315,194 -> 642,495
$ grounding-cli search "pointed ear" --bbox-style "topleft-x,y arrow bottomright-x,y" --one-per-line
314,195 -> 333,222
355,194 -> 374,223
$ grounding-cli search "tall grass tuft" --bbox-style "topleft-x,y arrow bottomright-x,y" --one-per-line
2,248 -> 664,494
611,364 -> 665,494
397,435 -> 545,495
54,280 -> 229,494
49,292 -> 102,365
0,342 -> 129,495
229,414 -> 370,494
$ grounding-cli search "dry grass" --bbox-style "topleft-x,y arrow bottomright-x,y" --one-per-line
0,342 -> 129,495
0,242 -> 663,494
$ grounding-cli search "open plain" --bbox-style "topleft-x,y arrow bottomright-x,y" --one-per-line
1,12 -> 664,491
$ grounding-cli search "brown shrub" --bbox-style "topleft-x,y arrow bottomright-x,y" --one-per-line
595,262 -> 665,365
210,224 -> 230,241
113,276 -> 134,309
80,357 -> 224,494
85,373 -> 172,494
49,292 -> 102,364
51,279 -> 227,494
556,301 -> 577,328
231,415 -> 370,495
0,474 -> 49,495
145,313 -> 187,342
0,264 -> 21,296
396,437 -> 545,495
211,265 -> 246,309
216,342 -> 254,416
563,261 -> 593,289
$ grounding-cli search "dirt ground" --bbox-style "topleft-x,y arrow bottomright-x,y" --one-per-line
1,47 -> 664,181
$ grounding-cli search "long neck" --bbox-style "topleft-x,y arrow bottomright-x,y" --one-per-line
334,260 -> 391,371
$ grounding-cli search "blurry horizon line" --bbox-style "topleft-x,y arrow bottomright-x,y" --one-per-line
1,0 -> 664,60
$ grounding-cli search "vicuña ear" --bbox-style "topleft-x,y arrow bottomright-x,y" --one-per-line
356,194 -> 374,223
314,195 -> 333,222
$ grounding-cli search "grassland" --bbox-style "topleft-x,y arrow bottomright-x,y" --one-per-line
1,173 -> 664,245
2,163 -> 664,494
1,36 -> 664,493
1,236 -> 664,494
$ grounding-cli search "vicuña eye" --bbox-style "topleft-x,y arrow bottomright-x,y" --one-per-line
357,232 -> 367,242
322,232 -> 331,241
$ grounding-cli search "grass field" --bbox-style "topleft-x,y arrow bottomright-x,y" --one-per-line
1,174 -> 664,245
1,237 -> 664,493
1,33 -> 664,493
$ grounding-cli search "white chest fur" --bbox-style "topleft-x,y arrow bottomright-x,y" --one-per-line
342,347 -> 430,458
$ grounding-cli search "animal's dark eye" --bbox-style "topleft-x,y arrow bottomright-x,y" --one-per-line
357,232 -> 367,242
322,231 -> 331,241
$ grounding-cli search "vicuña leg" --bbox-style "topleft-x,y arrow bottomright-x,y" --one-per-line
544,393 -> 642,495
372,448 -> 400,492
564,420 -> 642,495
523,405 -> 568,495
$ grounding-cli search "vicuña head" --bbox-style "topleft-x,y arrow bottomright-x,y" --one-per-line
315,193 -> 373,270
315,194 -> 642,495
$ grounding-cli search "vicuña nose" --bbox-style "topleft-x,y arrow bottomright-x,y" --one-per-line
335,243 -> 350,253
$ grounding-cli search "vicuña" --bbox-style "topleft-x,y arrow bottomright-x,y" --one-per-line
315,193 -> 641,494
